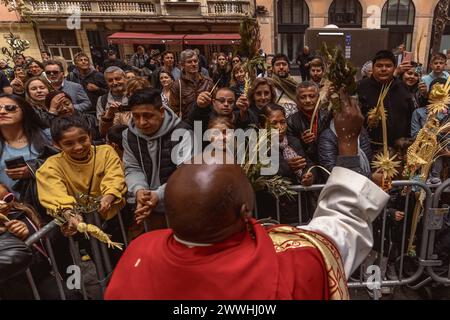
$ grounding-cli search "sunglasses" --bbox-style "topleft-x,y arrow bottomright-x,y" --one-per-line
232,60 -> 240,63
45,70 -> 60,75
2,193 -> 14,203
0,104 -> 19,112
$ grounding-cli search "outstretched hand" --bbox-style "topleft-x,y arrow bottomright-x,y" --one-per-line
334,88 -> 364,156
135,190 -> 159,225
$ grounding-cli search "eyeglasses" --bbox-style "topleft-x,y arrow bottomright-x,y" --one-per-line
214,98 -> 235,105
232,60 -> 240,63
0,104 -> 19,112
45,70 -> 60,75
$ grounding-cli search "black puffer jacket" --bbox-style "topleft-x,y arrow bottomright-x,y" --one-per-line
67,68 -> 108,112
357,76 -> 415,147
318,125 -> 372,178
286,109 -> 332,164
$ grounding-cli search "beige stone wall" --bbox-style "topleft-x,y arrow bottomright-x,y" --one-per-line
0,24 -> 41,62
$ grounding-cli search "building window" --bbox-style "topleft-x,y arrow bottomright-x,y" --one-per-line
381,0 -> 415,50
278,0 -> 308,25
277,0 -> 309,61
328,0 -> 362,28
40,29 -> 81,65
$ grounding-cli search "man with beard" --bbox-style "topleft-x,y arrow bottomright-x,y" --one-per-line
44,60 -> 91,112
97,66 -> 130,137
68,52 -> 108,113
269,54 -> 299,118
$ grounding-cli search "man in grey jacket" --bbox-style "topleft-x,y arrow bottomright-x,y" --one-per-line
123,88 -> 193,229
44,60 -> 91,112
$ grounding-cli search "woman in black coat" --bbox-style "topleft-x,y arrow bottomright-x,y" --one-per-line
255,104 -> 317,224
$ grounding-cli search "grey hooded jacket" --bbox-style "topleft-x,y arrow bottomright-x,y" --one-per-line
123,106 -> 193,211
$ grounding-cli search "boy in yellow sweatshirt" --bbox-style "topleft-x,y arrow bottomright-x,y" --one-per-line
36,116 -> 127,231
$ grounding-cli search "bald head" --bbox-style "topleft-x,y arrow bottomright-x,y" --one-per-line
165,163 -> 255,243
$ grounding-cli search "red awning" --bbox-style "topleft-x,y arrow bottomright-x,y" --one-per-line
107,32 -> 185,45
107,32 -> 240,45
183,33 -> 240,45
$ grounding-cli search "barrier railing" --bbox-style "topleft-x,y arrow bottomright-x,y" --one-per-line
425,179 -> 450,285
12,178 -> 450,300
20,209 -> 129,300
254,179 -> 436,299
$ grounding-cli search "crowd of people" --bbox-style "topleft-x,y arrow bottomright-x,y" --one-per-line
0,42 -> 449,300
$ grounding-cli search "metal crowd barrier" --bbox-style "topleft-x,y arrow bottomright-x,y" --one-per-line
254,179 -> 437,299
14,178 -> 450,300
21,210 -> 129,300
424,179 -> 450,285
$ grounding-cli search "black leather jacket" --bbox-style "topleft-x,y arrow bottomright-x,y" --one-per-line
0,231 -> 32,284
287,109 -> 332,164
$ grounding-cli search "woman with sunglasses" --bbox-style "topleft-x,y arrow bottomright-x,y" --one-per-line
231,55 -> 242,66
0,94 -> 52,205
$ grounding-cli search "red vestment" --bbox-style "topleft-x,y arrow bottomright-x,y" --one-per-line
105,220 -> 347,300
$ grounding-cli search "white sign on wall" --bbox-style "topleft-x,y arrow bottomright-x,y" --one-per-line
367,5 -> 381,29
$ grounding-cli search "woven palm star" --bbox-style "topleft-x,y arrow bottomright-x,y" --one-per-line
372,153 -> 402,180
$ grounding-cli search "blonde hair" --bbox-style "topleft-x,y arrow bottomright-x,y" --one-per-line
247,78 -> 276,106
230,63 -> 245,87
126,76 -> 151,96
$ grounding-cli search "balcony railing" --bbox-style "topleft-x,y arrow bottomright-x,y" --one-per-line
27,0 -> 157,15
207,0 -> 249,16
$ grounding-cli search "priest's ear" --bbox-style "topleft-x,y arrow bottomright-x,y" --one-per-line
239,203 -> 253,220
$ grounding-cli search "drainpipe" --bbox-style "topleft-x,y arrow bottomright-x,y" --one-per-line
273,0 -> 277,53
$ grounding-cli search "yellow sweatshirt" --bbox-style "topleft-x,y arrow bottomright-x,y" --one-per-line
36,145 -> 127,220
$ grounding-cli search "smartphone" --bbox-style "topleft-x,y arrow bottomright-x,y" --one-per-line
403,51 -> 413,63
4,156 -> 27,169
119,103 -> 131,112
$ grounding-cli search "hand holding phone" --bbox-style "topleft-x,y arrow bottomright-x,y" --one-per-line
4,156 -> 27,169
4,156 -> 31,180
402,51 -> 413,63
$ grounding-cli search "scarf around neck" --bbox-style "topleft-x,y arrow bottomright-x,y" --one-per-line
270,75 -> 298,102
